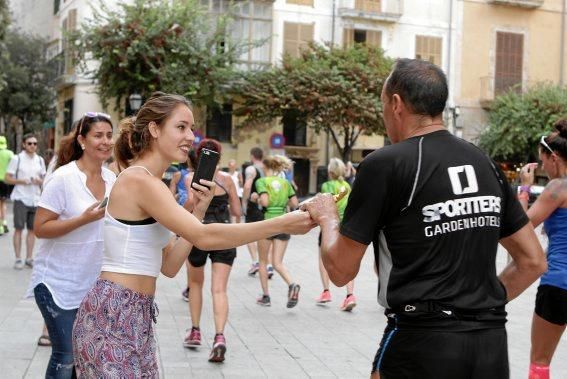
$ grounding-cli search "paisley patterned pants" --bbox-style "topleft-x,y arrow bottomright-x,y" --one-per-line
73,279 -> 159,378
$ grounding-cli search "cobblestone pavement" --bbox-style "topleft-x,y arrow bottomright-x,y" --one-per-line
0,205 -> 565,378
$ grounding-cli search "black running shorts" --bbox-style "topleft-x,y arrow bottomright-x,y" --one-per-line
267,233 -> 290,241
0,180 -> 11,200
373,326 -> 509,379
188,247 -> 236,268
535,284 -> 567,325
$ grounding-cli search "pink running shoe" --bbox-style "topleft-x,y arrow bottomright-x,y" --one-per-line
340,295 -> 357,312
316,290 -> 332,304
209,334 -> 227,363
248,262 -> 259,276
183,327 -> 201,348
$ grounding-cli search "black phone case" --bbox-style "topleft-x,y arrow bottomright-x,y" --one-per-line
191,148 -> 220,188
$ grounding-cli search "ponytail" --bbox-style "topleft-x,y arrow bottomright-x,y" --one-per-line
114,117 -> 137,170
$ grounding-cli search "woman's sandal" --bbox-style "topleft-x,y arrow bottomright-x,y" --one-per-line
37,335 -> 52,347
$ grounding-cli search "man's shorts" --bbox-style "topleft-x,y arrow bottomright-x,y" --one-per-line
189,247 -> 237,267
0,181 -> 11,200
535,284 -> 567,325
267,233 -> 290,241
372,325 -> 509,379
13,200 -> 36,230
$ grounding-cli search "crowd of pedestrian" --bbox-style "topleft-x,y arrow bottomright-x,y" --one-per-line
0,58 -> 565,378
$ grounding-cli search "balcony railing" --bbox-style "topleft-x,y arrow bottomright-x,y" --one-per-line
338,0 -> 402,23
487,0 -> 544,9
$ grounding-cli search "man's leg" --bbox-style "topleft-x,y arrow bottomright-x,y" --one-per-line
13,228 -> 22,259
12,200 -> 25,265
0,199 -> 6,233
26,230 -> 35,262
25,207 -> 36,264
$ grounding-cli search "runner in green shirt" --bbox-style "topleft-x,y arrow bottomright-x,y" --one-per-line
253,155 -> 301,308
0,136 -> 15,234
316,158 -> 357,311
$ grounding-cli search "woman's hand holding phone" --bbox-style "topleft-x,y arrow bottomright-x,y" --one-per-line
191,179 -> 216,218
81,201 -> 106,224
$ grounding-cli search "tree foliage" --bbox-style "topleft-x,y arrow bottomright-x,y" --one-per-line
72,0 -> 255,112
233,44 -> 392,161
478,84 -> 567,162
0,0 -> 11,90
0,30 -> 56,131
0,0 -> 9,40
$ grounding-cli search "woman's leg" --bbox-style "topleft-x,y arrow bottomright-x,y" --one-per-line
258,239 -> 271,296
318,248 -> 330,290
346,280 -> 354,295
34,283 -> 77,379
530,312 -> 566,365
272,239 -> 292,285
211,262 -> 232,334
188,264 -> 205,328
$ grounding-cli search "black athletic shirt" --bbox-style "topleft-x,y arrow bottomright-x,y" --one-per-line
340,130 -> 528,330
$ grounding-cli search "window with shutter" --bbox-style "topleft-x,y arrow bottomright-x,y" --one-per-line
495,32 -> 523,95
343,29 -> 381,48
283,22 -> 314,58
415,35 -> 442,67
355,0 -> 381,13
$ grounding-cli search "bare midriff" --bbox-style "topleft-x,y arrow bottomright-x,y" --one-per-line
99,271 -> 157,296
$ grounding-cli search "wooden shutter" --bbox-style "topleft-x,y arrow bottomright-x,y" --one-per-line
343,28 -> 354,48
415,35 -> 442,67
355,0 -> 381,12
284,22 -> 313,58
287,0 -> 314,5
366,30 -> 382,48
495,32 -> 523,95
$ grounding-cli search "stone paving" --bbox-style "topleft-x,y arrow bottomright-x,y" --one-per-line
0,204 -> 566,378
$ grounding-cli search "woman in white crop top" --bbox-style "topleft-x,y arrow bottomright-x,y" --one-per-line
72,92 -> 316,378
28,113 -> 114,379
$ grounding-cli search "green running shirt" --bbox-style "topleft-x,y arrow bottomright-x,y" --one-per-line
0,149 -> 14,181
321,179 -> 351,220
255,176 -> 296,219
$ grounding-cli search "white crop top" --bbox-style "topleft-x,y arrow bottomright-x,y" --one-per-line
101,166 -> 172,277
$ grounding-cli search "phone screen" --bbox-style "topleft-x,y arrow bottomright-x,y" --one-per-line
191,148 -> 220,189
98,197 -> 109,209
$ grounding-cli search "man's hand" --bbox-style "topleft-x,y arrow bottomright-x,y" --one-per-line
300,193 -> 338,224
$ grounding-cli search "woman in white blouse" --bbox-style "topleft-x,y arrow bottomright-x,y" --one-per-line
26,112 -> 115,378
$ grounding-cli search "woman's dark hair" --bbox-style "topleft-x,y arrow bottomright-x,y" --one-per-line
196,138 -> 222,161
385,58 -> 448,117
115,91 -> 192,169
56,116 -> 113,169
187,148 -> 198,170
543,119 -> 567,160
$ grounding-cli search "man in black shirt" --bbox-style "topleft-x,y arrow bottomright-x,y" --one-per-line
303,59 -> 547,379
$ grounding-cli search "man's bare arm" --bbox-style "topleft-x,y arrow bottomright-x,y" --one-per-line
499,223 -> 547,301
305,193 -> 367,286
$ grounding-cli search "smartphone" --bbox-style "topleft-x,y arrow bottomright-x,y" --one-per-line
98,197 -> 109,209
191,148 -> 220,189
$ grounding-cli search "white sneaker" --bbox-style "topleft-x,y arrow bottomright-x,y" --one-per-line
14,260 -> 23,270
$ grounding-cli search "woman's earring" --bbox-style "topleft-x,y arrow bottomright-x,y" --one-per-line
81,144 -> 85,150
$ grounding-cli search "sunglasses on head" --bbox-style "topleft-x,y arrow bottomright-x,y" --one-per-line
77,112 -> 112,135
540,135 -> 554,154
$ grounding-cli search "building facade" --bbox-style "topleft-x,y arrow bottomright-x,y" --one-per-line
456,0 -> 567,142
10,0 -> 567,193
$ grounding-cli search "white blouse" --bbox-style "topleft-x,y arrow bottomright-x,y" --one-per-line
26,161 -> 116,309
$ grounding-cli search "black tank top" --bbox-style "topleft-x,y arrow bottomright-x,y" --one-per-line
202,181 -> 230,224
247,166 -> 263,216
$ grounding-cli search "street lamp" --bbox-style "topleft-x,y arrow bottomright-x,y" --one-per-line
128,93 -> 143,113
